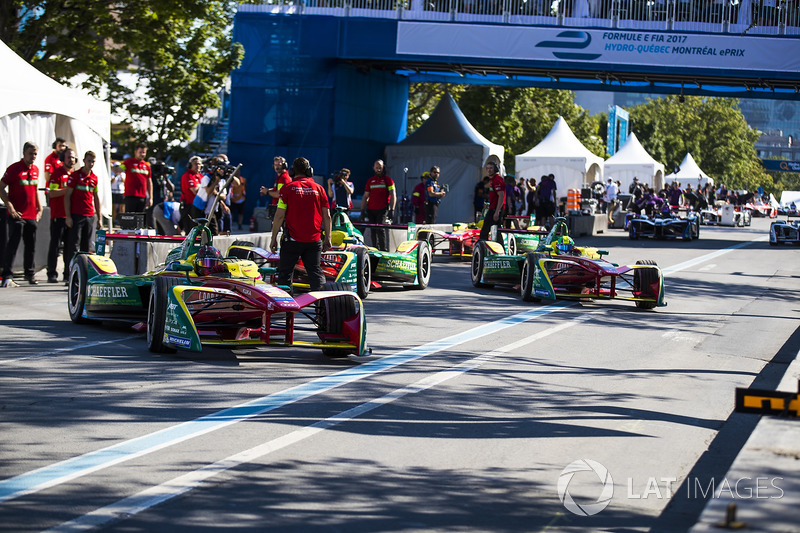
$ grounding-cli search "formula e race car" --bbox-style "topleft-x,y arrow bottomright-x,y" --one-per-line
226,241 -> 372,299
333,209 -> 431,291
416,223 -> 547,259
769,218 -> 800,245
699,204 -> 751,227
67,219 -> 368,358
471,218 -> 666,309
626,210 -> 700,241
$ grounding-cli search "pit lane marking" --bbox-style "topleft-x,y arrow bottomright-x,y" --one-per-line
0,236 -> 766,505
0,338 -> 128,364
46,310 -> 606,532
0,301 -> 572,504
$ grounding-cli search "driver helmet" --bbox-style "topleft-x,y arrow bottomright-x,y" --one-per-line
555,236 -> 575,254
195,245 -> 224,276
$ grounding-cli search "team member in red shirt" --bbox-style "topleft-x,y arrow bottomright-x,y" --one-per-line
1,142 -> 43,286
361,159 -> 396,251
478,161 -> 506,243
45,147 -> 76,283
180,155 -> 204,233
122,143 -> 152,213
269,157 -> 331,292
411,174 -> 427,224
260,156 -> 292,220
64,151 -> 101,273
44,137 -> 66,182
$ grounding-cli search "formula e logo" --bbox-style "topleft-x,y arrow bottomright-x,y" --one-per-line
535,31 -> 601,61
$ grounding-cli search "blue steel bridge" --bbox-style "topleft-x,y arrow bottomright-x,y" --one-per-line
228,0 -> 800,210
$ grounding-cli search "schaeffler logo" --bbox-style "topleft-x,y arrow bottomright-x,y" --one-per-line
557,459 -> 614,516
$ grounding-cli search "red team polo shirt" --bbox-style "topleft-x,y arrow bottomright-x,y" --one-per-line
271,170 -> 292,206
1,160 -> 40,219
364,175 -> 395,210
48,166 -> 71,219
487,173 -> 506,210
278,177 -> 329,242
44,151 -> 63,175
67,169 -> 98,217
180,170 -> 203,206
122,157 -> 151,198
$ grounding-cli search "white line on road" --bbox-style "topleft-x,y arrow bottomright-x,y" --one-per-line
0,338 -> 128,364
46,310 -> 607,532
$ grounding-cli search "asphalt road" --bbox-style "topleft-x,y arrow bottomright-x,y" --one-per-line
0,217 -> 797,532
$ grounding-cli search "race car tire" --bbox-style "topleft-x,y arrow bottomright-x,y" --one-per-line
520,253 -> 543,303
354,247 -> 370,300
319,281 -> 357,358
684,225 -> 693,241
505,233 -> 517,256
417,230 -> 436,252
231,240 -> 255,247
226,240 -> 256,261
471,241 -> 493,288
629,224 -> 638,240
67,254 -> 91,324
633,259 -> 659,310
147,276 -> 181,353
413,241 -> 432,290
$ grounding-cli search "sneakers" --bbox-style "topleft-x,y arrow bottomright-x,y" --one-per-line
1,278 -> 11,288
27,277 -> 39,285
47,275 -> 59,283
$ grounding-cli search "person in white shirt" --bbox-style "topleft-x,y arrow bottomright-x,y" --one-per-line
606,178 -> 619,225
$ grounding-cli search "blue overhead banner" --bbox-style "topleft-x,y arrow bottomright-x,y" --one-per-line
762,160 -> 800,172
396,23 -> 800,73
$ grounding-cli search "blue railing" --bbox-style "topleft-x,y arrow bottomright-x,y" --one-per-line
241,0 -> 800,35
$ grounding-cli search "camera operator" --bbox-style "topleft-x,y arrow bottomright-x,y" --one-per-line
147,158 -> 176,234
195,155 -> 239,235
327,168 -> 354,213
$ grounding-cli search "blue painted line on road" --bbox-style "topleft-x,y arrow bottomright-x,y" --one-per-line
0,301 -> 570,504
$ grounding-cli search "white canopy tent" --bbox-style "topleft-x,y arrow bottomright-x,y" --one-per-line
603,132 -> 665,192
0,39 -> 111,217
779,191 -> 800,208
665,153 -> 715,189
385,93 -> 504,223
515,116 -> 603,196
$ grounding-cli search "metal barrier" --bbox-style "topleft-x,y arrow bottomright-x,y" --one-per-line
251,0 -> 800,35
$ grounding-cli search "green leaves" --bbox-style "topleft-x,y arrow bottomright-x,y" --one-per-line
3,0 -> 243,159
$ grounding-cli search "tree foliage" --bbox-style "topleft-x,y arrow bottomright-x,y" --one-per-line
1,0 -> 243,159
628,95 -> 770,191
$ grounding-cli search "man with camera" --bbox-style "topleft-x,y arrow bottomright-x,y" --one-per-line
327,168 -> 354,212
269,157 -> 331,292
194,155 -> 239,235
425,166 -> 446,224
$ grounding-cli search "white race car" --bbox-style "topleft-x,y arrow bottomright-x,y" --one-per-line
769,218 -> 800,245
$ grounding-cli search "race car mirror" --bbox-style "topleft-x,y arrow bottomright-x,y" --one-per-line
597,250 -> 609,256
174,263 -> 193,272
259,266 -> 277,277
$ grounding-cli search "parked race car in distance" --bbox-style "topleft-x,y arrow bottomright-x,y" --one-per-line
416,223 -> 547,259
626,210 -> 700,241
769,218 -> 800,245
67,220 -> 369,359
699,204 -> 751,227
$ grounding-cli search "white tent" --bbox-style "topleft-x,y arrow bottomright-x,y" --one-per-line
385,93 -> 504,223
665,153 -> 715,188
603,132 -> 665,193
779,191 -> 800,208
0,39 -> 111,217
515,116 -> 603,196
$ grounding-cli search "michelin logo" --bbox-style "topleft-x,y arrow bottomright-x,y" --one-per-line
166,335 -> 191,348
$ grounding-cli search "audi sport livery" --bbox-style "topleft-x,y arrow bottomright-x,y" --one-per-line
471,218 -> 666,309
67,220 -> 368,358
769,218 -> 800,245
